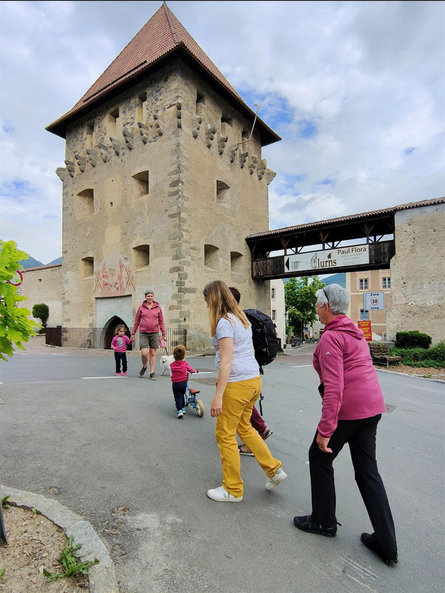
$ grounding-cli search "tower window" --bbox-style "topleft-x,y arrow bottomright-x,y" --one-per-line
77,188 -> 94,216
204,244 -> 218,269
132,171 -> 149,197
196,91 -> 205,115
137,92 -> 147,122
86,122 -> 94,148
230,251 -> 242,273
109,108 -> 119,137
81,257 -> 94,278
216,180 -> 230,202
133,244 -> 150,269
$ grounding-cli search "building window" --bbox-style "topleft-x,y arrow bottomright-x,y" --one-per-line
81,257 -> 94,278
241,129 -> 250,143
216,180 -> 230,202
271,287 -> 275,299
204,244 -> 218,269
133,245 -> 149,269
132,171 -> 149,197
382,277 -> 391,289
77,188 -> 94,216
230,251 -> 242,273
359,278 -> 368,290
271,309 -> 276,321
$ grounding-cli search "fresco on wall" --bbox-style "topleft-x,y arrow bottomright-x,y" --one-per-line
94,254 -> 135,297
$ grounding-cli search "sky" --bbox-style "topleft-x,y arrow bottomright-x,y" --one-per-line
0,1 -> 444,264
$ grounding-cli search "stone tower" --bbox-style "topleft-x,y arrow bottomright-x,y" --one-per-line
46,2 -> 280,350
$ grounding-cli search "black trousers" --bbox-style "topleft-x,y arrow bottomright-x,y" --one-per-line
114,352 -> 127,373
309,414 -> 397,557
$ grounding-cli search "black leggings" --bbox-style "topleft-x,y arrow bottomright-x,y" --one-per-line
114,352 -> 127,373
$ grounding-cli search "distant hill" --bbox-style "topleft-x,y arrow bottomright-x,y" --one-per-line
20,257 -> 44,269
20,256 -> 62,269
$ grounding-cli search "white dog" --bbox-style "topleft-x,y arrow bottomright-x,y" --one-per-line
160,354 -> 175,376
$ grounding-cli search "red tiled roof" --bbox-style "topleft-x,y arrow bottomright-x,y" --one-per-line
46,3 -> 280,145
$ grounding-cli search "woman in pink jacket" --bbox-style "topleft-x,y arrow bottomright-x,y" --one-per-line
131,289 -> 166,380
293,284 -> 398,567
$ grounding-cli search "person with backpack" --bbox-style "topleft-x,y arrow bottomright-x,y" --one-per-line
229,287 -> 274,456
203,280 -> 287,502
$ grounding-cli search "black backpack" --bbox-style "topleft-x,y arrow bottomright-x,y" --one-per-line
244,309 -> 278,374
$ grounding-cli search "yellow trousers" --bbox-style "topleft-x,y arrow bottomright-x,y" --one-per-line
215,376 -> 282,497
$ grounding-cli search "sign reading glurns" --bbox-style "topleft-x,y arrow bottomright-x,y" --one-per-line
284,245 -> 369,273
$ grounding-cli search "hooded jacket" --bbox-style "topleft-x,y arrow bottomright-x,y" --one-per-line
313,315 -> 385,437
132,300 -> 166,336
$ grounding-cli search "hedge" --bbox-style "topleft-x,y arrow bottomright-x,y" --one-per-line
395,331 -> 432,349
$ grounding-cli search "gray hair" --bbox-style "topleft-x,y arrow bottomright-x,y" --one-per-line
145,289 -> 154,296
316,284 -> 349,314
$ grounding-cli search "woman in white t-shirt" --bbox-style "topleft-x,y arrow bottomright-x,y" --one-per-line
203,280 -> 287,502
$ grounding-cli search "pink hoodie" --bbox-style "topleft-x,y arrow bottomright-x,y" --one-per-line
313,316 -> 386,438
132,301 -> 166,336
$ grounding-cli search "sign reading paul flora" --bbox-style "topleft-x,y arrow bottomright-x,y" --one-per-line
285,245 -> 369,273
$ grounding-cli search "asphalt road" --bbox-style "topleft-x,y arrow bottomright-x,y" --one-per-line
0,344 -> 444,593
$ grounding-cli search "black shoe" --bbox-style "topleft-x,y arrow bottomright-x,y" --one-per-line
139,367 -> 147,377
361,533 -> 398,567
149,372 -> 157,381
293,515 -> 337,537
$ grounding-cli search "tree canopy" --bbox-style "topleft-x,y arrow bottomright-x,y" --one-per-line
284,276 -> 326,335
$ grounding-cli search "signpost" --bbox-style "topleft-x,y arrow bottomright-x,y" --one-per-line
363,291 -> 385,310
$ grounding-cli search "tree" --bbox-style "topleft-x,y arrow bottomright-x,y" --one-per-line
284,276 -> 326,336
0,240 -> 39,362
32,303 -> 49,328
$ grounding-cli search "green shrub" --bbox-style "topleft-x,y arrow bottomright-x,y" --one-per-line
389,341 -> 444,368
32,303 -> 49,327
395,331 -> 432,349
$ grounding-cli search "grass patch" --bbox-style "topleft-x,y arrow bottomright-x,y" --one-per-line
43,536 -> 99,582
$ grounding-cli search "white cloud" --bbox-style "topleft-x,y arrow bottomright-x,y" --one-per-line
0,0 -> 444,263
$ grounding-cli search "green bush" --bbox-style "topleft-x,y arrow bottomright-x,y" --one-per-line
389,341 -> 444,368
395,331 -> 432,349
32,303 -> 49,327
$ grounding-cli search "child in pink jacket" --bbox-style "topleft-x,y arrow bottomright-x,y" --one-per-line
111,325 -> 133,376
169,345 -> 197,419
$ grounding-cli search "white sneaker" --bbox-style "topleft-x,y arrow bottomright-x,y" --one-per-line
265,467 -> 288,490
207,486 -> 243,503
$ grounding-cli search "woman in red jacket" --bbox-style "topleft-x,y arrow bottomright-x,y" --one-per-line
131,289 -> 166,380
293,284 -> 398,568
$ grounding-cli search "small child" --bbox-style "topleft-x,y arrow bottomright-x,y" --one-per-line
111,325 -> 133,376
170,344 -> 197,419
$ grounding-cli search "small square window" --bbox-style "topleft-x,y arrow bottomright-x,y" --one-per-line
359,278 -> 368,290
382,277 -> 391,289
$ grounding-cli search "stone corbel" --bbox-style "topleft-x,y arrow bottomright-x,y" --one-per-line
137,122 -> 149,144
110,137 -> 122,156
74,154 -> 87,173
64,160 -> 75,177
192,116 -> 202,139
86,148 -> 98,167
206,124 -> 217,148
56,167 -> 69,182
98,142 -> 110,162
217,134 -> 228,155
257,159 -> 267,180
153,113 -> 163,136
266,169 -> 277,185
239,151 -> 248,169
248,154 -> 258,175
122,128 -> 134,150
228,144 -> 238,163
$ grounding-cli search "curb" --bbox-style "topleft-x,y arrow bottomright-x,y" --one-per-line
1,486 -> 119,593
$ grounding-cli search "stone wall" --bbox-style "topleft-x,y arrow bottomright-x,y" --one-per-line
18,265 -> 62,328
386,203 -> 445,345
